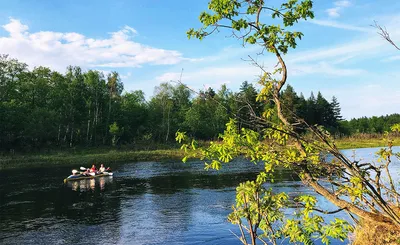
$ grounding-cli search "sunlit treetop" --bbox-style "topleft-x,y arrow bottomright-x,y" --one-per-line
187,0 -> 314,54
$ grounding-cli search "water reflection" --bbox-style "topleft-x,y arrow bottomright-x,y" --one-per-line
67,176 -> 113,192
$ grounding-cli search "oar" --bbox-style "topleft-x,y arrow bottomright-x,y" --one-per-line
80,167 -> 96,176
71,169 -> 86,175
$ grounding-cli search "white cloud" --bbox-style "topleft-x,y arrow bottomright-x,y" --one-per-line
383,55 -> 400,62
120,72 -> 132,80
288,37 -> 383,64
334,0 -> 351,8
156,72 -> 183,82
2,18 -> 28,38
289,62 -> 366,77
326,7 -> 341,18
121,25 -> 138,35
0,18 -> 189,71
309,19 -> 371,32
325,1 -> 352,18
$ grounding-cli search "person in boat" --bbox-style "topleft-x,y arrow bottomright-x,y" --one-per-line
68,169 -> 80,179
90,164 -> 97,173
99,164 -> 111,173
83,168 -> 91,176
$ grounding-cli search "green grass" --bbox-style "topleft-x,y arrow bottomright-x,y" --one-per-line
0,148 -> 186,170
1,137 -> 399,170
334,137 -> 400,149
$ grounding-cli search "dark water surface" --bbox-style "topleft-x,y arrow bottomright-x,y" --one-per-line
0,147 -> 398,244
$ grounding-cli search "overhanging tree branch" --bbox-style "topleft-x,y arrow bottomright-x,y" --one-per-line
373,20 -> 400,51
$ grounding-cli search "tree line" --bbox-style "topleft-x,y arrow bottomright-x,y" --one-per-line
340,113 -> 400,135
0,54 -> 398,152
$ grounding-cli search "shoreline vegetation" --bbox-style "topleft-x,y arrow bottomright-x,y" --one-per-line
1,136 -> 400,170
2,55 -> 400,161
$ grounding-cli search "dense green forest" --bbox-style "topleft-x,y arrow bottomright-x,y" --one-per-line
340,114 -> 400,135
0,55 -> 399,152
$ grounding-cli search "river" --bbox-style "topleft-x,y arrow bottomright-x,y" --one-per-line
0,147 -> 399,245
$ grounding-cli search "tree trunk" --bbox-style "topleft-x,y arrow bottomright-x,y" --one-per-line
165,105 -> 171,142
57,124 -> 61,143
270,44 -> 400,227
304,173 -> 394,224
105,93 -> 111,144
69,125 -> 74,148
64,124 -> 69,144
93,100 -> 99,144
87,107 -> 91,143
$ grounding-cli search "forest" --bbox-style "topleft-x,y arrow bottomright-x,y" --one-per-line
1,54 -> 399,152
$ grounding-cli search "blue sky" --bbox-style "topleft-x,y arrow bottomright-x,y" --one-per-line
0,0 -> 400,119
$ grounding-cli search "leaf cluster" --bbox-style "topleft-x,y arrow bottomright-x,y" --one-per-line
187,0 -> 313,54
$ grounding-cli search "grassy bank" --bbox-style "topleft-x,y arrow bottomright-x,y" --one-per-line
334,136 -> 400,149
0,148 -> 187,170
1,137 -> 399,170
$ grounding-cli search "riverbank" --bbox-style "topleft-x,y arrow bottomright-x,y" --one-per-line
334,136 -> 400,149
0,149 -> 186,170
1,137 -> 399,170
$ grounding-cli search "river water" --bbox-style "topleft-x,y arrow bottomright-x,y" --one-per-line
0,147 -> 399,245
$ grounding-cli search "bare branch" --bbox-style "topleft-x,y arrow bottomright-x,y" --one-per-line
373,20 -> 400,51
